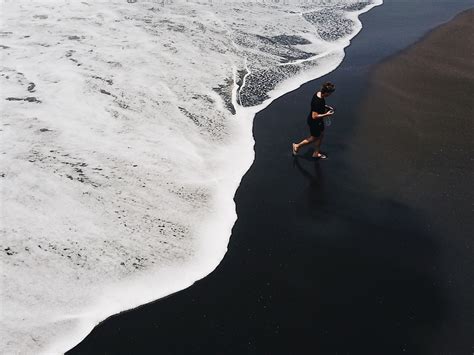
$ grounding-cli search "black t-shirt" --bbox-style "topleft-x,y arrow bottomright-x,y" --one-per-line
307,93 -> 326,124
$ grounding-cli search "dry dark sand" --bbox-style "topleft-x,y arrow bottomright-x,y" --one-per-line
346,9 -> 474,352
69,3 -> 474,355
352,9 -> 473,241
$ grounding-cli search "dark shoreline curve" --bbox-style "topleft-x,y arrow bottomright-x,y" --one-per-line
68,2 -> 474,354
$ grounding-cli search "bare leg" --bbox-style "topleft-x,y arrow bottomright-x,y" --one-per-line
293,136 -> 316,154
312,133 -> 325,158
312,137 -> 322,157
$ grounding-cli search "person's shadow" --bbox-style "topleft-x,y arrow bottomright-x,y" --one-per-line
293,156 -> 328,206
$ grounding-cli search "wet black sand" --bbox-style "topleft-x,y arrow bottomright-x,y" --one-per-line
69,2 -> 474,354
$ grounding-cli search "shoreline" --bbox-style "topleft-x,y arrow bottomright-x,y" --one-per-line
2,2 -> 384,354
43,3 -> 384,353
68,2 -> 474,354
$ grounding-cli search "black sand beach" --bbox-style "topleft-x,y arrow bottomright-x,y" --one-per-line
69,2 -> 474,354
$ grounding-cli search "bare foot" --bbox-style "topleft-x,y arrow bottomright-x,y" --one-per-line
292,143 -> 298,156
311,152 -> 327,160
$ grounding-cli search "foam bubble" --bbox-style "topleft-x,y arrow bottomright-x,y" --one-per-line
0,0 -> 382,353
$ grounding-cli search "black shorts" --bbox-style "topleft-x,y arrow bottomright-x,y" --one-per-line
308,118 -> 325,137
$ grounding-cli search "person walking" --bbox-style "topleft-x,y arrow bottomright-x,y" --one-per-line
292,82 -> 335,159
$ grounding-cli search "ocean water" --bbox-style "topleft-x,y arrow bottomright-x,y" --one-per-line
0,0 -> 381,353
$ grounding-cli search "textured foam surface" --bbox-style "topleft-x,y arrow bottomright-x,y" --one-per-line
0,0 -> 381,353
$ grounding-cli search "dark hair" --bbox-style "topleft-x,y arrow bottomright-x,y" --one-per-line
321,82 -> 335,94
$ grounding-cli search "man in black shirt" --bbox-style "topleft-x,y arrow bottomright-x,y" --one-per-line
292,82 -> 335,159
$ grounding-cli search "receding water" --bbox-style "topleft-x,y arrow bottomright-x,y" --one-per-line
0,0 -> 381,353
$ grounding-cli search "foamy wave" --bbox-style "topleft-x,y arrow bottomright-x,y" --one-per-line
0,0 -> 382,353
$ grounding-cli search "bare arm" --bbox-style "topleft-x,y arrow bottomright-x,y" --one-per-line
311,110 -> 334,120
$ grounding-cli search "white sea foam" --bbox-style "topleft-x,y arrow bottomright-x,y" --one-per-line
0,0 -> 382,353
